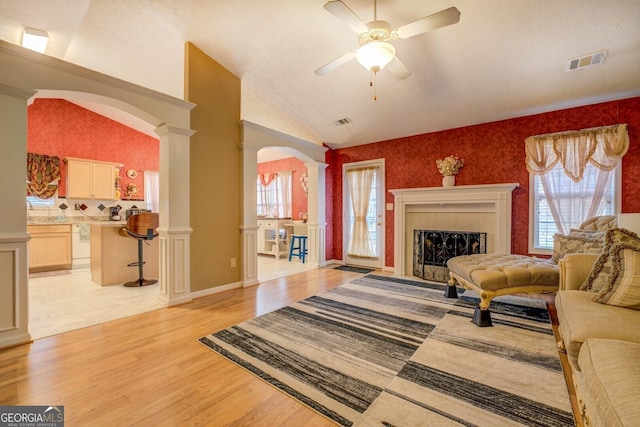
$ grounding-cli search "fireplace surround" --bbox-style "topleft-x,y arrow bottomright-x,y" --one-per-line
389,183 -> 519,277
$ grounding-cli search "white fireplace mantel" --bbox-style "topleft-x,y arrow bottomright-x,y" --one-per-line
389,183 -> 519,276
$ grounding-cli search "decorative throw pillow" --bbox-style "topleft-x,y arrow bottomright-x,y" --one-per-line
592,236 -> 640,309
581,228 -> 640,293
568,229 -> 606,240
551,233 -> 604,264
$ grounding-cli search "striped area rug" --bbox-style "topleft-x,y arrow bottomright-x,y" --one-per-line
199,275 -> 573,426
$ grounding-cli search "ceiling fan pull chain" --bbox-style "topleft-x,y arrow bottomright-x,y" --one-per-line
370,69 -> 378,101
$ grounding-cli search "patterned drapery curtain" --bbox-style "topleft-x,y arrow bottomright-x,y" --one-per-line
26,152 -> 61,199
525,124 -> 629,234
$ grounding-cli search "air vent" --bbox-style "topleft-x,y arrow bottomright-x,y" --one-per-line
335,117 -> 352,126
566,50 -> 607,71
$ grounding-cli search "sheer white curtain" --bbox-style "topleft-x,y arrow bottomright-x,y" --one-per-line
257,171 -> 292,217
526,124 -> 628,234
144,170 -> 160,212
277,170 -> 292,218
347,167 -> 376,257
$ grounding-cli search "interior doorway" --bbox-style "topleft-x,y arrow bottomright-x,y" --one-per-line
26,96 -> 162,339
256,147 -> 316,282
343,159 -> 385,269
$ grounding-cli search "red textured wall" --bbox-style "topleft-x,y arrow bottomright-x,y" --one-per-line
27,99 -> 159,199
257,157 -> 308,219
326,97 -> 640,266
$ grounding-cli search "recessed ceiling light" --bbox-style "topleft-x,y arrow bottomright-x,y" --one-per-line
22,27 -> 48,53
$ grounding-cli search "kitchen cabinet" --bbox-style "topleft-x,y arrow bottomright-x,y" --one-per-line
66,157 -> 122,200
257,218 -> 290,259
27,224 -> 72,272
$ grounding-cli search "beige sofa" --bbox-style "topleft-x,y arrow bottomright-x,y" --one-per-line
556,233 -> 640,426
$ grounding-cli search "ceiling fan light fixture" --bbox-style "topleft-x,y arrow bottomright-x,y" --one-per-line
21,27 -> 48,53
356,41 -> 395,73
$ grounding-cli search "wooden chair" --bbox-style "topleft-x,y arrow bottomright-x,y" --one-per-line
118,212 -> 159,287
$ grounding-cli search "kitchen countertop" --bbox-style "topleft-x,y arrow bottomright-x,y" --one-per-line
27,217 -> 126,226
90,222 -> 127,227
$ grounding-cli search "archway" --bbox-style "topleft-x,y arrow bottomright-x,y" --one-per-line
0,41 -> 194,349
240,121 -> 328,286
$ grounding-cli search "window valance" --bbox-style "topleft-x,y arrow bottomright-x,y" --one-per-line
525,124 -> 629,183
26,152 -> 61,199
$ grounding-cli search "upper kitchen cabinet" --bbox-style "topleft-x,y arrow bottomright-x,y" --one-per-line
66,157 -> 122,200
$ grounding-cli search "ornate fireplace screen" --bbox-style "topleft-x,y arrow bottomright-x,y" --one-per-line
413,230 -> 487,282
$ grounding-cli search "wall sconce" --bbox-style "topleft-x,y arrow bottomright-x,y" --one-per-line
22,27 -> 48,53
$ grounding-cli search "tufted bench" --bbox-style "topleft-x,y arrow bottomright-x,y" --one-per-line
446,253 -> 559,326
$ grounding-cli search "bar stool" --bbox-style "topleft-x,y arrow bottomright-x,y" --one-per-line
118,212 -> 159,287
288,235 -> 308,263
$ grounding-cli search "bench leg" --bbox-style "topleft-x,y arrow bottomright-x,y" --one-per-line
444,276 -> 459,299
472,307 -> 493,327
471,292 -> 494,327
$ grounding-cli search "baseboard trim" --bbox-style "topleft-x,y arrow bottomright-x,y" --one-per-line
191,281 -> 243,299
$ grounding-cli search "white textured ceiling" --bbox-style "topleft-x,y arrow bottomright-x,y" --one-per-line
2,0 -> 640,151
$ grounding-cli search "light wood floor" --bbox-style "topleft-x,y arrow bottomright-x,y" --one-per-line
2,266 -> 368,426
2,269 -> 580,426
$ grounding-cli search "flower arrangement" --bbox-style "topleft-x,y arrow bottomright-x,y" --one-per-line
436,155 -> 464,176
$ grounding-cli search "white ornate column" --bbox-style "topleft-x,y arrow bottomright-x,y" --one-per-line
155,124 -> 194,306
305,162 -> 328,266
239,143 -> 259,287
0,84 -> 35,349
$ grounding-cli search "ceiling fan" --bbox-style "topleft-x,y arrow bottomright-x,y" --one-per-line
315,1 -> 461,81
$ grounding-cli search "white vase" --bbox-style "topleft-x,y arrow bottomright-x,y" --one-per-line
442,175 -> 455,187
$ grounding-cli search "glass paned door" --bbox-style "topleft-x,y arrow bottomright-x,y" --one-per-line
343,160 -> 384,269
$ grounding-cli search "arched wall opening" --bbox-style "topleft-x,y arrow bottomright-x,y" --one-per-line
240,121 -> 328,286
0,41 -> 194,349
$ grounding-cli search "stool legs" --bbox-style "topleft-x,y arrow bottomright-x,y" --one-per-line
124,239 -> 157,287
288,235 -> 307,263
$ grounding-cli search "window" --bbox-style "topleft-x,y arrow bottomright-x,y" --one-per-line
530,162 -> 619,252
27,194 -> 55,208
525,123 -> 628,254
345,167 -> 378,257
257,171 -> 292,218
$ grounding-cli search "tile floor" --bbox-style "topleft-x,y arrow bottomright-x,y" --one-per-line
28,255 -> 318,340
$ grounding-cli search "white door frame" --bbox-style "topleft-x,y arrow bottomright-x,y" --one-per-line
342,158 -> 385,269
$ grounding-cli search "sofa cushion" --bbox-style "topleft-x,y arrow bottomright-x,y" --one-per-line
592,236 -> 640,310
578,338 -> 640,427
568,228 -> 606,240
551,233 -> 603,264
581,228 -> 640,298
578,215 -> 617,231
555,290 -> 640,371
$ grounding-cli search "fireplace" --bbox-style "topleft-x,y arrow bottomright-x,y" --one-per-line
413,229 -> 487,282
389,183 -> 518,277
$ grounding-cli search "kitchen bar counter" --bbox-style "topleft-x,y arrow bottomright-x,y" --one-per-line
90,223 -> 159,286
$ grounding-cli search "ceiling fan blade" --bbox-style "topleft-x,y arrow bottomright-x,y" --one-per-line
324,1 -> 369,34
386,56 -> 411,80
395,7 -> 461,39
314,51 -> 357,76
